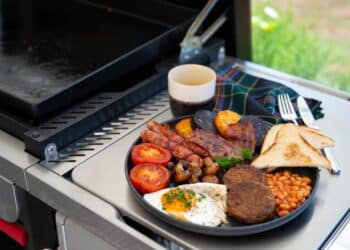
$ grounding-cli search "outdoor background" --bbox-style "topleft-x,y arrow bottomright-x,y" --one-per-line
252,0 -> 350,92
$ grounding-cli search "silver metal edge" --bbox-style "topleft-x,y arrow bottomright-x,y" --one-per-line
232,59 -> 350,100
25,164 -> 165,250
321,210 -> 350,249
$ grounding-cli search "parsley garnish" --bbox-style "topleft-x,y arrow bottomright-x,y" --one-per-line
215,149 -> 254,170
215,157 -> 241,170
163,189 -> 195,209
198,193 -> 206,202
241,148 -> 253,160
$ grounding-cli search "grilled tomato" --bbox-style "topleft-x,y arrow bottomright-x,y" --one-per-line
130,163 -> 170,193
215,110 -> 241,137
175,118 -> 193,139
131,143 -> 171,166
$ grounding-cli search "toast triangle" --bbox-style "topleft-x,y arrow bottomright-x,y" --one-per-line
252,125 -> 331,170
299,126 -> 334,148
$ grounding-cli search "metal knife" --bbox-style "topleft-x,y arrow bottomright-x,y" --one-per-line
297,96 -> 341,174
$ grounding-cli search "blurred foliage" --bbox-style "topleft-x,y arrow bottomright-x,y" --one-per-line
252,1 -> 350,92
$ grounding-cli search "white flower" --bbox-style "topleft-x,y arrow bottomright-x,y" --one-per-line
264,6 -> 279,19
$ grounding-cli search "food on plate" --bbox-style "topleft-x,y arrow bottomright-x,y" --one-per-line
189,129 -> 244,159
260,124 -> 283,153
131,143 -> 171,166
215,157 -> 241,170
240,115 -> 273,148
202,175 -> 219,184
175,118 -> 194,139
129,163 -> 170,193
223,165 -> 265,190
203,157 -> 220,175
129,115 -> 322,228
252,124 -> 332,170
147,120 -> 207,157
215,110 -> 241,137
174,160 -> 191,183
226,181 -> 275,224
299,126 -> 334,149
261,124 -> 334,153
173,160 -> 203,184
188,162 -> 203,183
265,171 -> 312,217
143,183 -> 227,226
193,110 -> 218,133
140,130 -> 204,168
213,148 -> 254,170
148,120 -> 184,144
226,121 -> 256,152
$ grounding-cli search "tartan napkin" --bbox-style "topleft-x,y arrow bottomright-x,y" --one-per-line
212,65 -> 324,124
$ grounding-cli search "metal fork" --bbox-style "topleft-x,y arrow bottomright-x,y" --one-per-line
278,93 -> 340,174
277,93 -> 298,125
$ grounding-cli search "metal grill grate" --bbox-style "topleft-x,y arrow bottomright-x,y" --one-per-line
41,91 -> 170,175
24,70 -> 169,158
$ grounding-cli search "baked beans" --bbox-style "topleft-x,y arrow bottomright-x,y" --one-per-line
265,171 -> 312,217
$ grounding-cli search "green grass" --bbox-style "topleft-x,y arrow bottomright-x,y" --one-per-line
252,2 -> 350,92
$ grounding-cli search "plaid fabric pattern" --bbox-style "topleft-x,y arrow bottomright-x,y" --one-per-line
212,65 -> 324,124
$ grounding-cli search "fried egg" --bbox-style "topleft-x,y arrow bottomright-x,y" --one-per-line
143,183 -> 227,227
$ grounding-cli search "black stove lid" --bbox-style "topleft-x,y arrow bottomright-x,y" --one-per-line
0,0 -> 196,122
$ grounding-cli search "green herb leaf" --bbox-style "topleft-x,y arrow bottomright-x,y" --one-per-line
188,189 -> 195,198
215,157 -> 241,170
241,148 -> 253,160
198,193 -> 206,202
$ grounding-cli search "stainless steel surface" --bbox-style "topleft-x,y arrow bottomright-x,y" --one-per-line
323,210 -> 350,250
0,130 -> 39,190
0,59 -> 348,249
26,164 -> 163,250
199,13 -> 227,45
297,96 -> 341,174
72,63 -> 350,249
278,93 -> 298,125
56,213 -> 68,250
0,175 -> 20,222
181,0 -> 219,44
56,213 -> 117,250
41,91 -> 169,176
323,148 -> 341,175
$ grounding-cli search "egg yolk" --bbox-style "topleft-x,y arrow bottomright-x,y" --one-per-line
161,188 -> 196,212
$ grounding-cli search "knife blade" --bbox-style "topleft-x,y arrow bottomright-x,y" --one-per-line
297,96 -> 341,174
297,96 -> 318,129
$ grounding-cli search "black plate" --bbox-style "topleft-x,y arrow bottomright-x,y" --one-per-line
125,117 -> 320,236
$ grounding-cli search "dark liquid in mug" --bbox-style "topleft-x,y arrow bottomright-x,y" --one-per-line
170,97 -> 213,117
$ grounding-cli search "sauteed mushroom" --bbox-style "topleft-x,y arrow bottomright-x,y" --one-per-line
174,160 -> 190,183
189,162 -> 202,183
203,157 -> 220,175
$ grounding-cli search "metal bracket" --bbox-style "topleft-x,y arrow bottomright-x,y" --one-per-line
44,143 -> 59,162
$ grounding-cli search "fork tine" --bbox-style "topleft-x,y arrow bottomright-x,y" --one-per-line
277,94 -> 283,114
279,94 -> 287,115
282,94 -> 291,114
285,94 -> 296,116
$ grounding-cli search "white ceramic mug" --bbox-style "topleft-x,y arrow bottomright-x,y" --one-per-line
168,64 -> 216,117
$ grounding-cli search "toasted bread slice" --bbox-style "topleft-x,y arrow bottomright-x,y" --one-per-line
261,124 -> 283,153
299,126 -> 334,148
252,125 -> 331,170
261,124 -> 334,153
